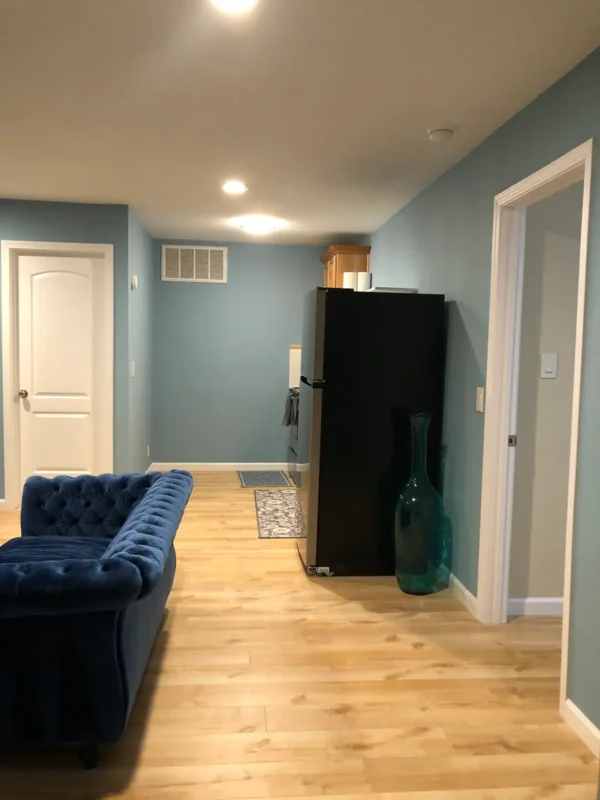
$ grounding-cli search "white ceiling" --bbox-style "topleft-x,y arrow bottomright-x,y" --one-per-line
1,0 -> 598,244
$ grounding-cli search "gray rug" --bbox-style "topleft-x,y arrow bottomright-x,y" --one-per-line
255,490 -> 306,539
238,470 -> 291,488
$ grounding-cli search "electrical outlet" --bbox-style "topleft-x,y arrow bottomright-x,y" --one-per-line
476,387 -> 485,413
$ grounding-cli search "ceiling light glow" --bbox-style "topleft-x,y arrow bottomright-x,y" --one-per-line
210,0 -> 258,13
222,180 -> 248,195
230,215 -> 287,236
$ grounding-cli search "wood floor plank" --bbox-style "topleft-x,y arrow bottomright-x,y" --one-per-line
0,471 -> 596,798
264,703 -> 567,732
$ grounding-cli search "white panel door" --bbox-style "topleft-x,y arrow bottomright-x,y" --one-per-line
18,254 -> 112,484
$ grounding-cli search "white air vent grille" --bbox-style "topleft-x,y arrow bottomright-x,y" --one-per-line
162,245 -> 228,283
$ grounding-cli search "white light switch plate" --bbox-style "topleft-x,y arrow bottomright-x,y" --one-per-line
541,353 -> 558,379
131,360 -> 135,378
476,387 -> 485,413
131,275 -> 138,290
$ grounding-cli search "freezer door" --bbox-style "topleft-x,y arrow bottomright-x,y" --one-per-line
300,288 -> 326,383
297,289 -> 327,570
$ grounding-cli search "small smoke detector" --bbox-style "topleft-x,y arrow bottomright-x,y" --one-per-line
428,128 -> 454,143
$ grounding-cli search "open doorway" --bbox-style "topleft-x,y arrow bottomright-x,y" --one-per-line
508,183 -> 583,617
475,140 -> 595,751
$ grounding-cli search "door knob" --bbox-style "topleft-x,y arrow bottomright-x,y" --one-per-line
18,389 -> 28,399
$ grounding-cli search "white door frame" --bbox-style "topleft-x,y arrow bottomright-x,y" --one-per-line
1,241 -> 114,509
476,139 -> 593,717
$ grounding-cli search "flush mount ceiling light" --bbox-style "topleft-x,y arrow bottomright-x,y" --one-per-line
428,128 -> 454,143
210,0 -> 258,13
230,215 -> 287,236
222,179 -> 248,195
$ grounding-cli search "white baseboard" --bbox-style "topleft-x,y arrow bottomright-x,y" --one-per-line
450,573 -> 478,617
149,462 -> 289,473
0,499 -> 11,511
507,597 -> 563,616
561,698 -> 600,757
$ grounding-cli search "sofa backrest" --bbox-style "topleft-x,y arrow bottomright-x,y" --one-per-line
21,474 -> 161,539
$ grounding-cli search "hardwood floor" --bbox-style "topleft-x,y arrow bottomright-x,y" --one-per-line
0,472 -> 597,798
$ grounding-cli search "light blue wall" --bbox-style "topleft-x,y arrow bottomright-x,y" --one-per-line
128,210 -> 154,473
370,48 -> 600,725
0,200 -> 130,492
152,241 -> 323,463
0,205 -> 320,478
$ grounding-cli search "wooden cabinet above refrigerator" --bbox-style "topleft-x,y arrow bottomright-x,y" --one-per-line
322,245 -> 371,289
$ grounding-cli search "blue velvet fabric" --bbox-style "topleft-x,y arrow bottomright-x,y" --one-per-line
0,610 -> 127,745
0,557 -> 142,618
0,471 -> 192,748
0,470 -> 193,618
0,536 -> 111,563
21,473 -> 159,539
119,548 -> 176,726
103,470 -> 193,597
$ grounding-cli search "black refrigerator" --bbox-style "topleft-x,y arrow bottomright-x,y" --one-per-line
297,288 -> 446,577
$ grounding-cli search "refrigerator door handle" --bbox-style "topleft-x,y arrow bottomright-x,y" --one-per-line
301,376 -> 325,389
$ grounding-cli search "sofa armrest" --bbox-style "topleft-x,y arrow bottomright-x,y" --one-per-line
103,470 -> 193,597
0,557 -> 142,619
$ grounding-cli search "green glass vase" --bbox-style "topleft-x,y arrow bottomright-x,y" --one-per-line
394,413 -> 450,595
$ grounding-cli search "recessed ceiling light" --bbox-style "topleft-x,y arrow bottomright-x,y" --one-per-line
230,215 -> 287,236
210,0 -> 258,13
222,180 -> 248,195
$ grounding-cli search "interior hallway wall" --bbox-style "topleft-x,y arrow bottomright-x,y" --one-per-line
151,240 -> 323,464
368,47 -> 600,727
509,184 -> 583,600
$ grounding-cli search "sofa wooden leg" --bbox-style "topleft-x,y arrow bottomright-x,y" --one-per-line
78,745 -> 99,770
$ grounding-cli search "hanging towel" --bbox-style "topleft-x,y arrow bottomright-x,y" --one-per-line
282,390 -> 299,427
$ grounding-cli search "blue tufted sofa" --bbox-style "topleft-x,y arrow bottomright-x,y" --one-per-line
0,470 -> 193,767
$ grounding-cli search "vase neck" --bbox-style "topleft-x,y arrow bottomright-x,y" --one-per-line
410,414 -> 430,479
